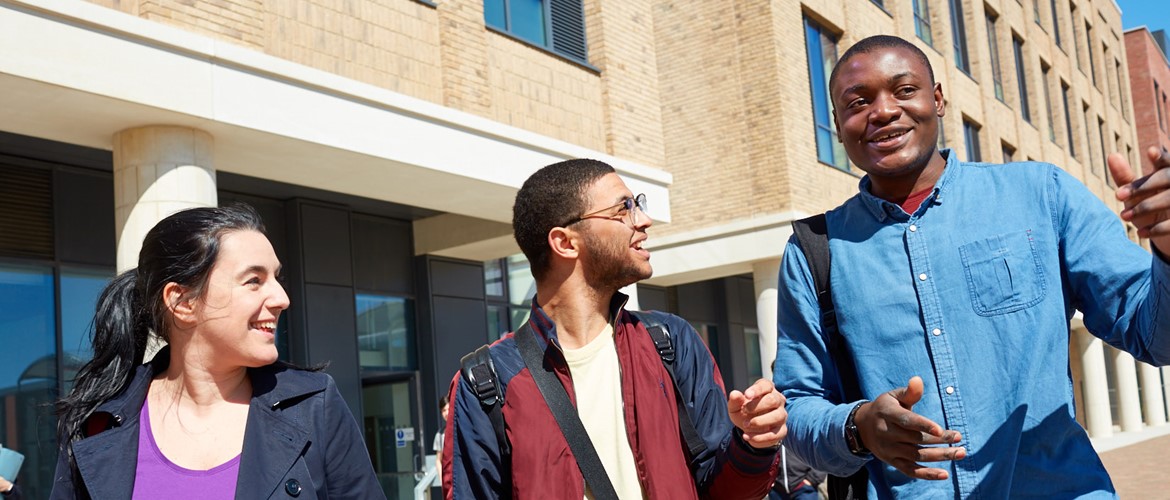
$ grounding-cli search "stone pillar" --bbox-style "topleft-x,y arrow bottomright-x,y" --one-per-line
621,283 -> 640,311
113,126 -> 216,273
1163,367 -> 1170,421
1112,349 -> 1143,433
753,260 -> 781,382
1075,329 -> 1113,437
1139,361 -> 1167,426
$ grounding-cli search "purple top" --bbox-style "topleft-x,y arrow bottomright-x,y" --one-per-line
131,400 -> 241,499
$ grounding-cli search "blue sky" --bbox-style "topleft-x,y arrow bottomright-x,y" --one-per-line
1116,0 -> 1167,34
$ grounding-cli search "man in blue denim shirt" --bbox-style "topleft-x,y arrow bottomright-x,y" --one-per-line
774,35 -> 1170,498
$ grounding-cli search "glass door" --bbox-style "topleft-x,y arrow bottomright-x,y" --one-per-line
362,379 -> 421,499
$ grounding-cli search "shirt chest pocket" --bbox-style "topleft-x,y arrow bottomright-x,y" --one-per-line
958,230 -> 1047,315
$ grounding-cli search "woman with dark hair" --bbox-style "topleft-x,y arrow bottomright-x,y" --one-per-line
51,204 -> 383,499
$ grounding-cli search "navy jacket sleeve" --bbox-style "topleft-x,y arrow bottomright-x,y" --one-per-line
657,312 -> 780,499
443,372 -> 508,499
319,376 -> 386,499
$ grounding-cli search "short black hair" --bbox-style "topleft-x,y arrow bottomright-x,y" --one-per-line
828,35 -> 935,97
513,159 -> 615,281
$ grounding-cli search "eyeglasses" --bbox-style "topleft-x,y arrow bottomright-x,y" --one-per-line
564,193 -> 648,227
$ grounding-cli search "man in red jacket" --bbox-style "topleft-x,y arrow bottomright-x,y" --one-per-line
443,158 -> 786,499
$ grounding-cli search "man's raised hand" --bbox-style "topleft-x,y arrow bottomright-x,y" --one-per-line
1109,147 -> 1170,256
854,376 -> 966,480
727,378 -> 788,450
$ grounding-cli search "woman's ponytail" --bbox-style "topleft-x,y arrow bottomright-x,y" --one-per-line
56,268 -> 149,443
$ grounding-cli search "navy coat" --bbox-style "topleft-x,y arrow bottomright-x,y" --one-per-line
51,352 -> 385,499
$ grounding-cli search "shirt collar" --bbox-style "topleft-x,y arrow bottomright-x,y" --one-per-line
857,148 -> 959,222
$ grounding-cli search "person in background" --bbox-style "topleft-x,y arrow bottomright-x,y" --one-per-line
434,395 -> 450,455
51,204 -> 383,499
0,475 -> 21,500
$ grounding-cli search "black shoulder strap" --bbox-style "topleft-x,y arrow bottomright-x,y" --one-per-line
459,344 -> 510,458
515,323 -> 620,500
628,310 -> 708,463
792,214 -> 868,500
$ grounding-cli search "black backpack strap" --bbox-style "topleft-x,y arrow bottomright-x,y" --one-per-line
792,214 -> 868,500
515,322 -> 620,500
628,310 -> 708,463
459,344 -> 511,458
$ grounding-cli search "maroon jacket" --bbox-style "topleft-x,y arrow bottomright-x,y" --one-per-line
443,294 -> 780,499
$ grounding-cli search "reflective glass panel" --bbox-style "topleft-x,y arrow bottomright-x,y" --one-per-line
484,0 -> 506,30
356,294 -> 416,371
510,0 -> 547,46
59,268 -> 112,388
0,263 -> 57,499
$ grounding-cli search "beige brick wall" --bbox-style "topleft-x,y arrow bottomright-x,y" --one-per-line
653,0 -> 1136,238
84,0 -> 665,166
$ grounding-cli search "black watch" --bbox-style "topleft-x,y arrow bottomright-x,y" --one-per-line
845,401 -> 871,456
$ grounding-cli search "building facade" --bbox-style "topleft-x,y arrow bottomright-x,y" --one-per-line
0,0 -> 1166,497
638,0 -> 1167,455
1124,27 -> 1170,176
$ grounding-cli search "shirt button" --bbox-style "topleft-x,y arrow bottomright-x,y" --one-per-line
945,386 -> 955,395
909,224 -> 918,232
918,273 -> 928,281
285,479 -> 302,497
932,328 -> 942,336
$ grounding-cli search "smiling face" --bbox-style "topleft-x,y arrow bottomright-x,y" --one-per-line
831,46 -> 947,197
575,173 -> 653,292
189,229 -> 289,368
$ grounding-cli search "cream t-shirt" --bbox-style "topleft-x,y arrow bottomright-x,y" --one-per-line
561,324 -> 644,500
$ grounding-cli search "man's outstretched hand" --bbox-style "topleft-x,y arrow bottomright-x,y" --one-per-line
728,378 -> 788,450
854,376 -> 966,480
1109,146 -> 1170,256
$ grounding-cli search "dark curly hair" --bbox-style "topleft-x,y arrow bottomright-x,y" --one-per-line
513,159 -> 615,281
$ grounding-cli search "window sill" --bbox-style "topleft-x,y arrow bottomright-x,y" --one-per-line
485,25 -> 600,74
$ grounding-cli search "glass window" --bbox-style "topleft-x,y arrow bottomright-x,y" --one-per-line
483,0 -> 594,62
1033,0 -> 1042,26
987,14 -> 1004,101
914,0 -> 933,46
59,268 -> 112,390
744,327 -> 762,381
804,17 -> 848,172
1097,116 -> 1109,184
1013,35 -> 1031,123
1002,142 -> 1016,162
1071,2 -> 1083,71
1042,64 -> 1057,142
1083,103 -> 1097,171
506,255 -> 535,307
963,119 -> 982,162
1157,81 -> 1165,131
485,0 -> 547,46
1050,0 -> 1062,47
356,294 -> 416,372
1063,82 -> 1077,156
0,263 -> 57,500
484,258 -> 504,298
1085,21 -> 1097,86
950,0 -> 971,73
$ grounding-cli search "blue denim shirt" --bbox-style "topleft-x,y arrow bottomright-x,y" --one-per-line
774,151 -> 1170,499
